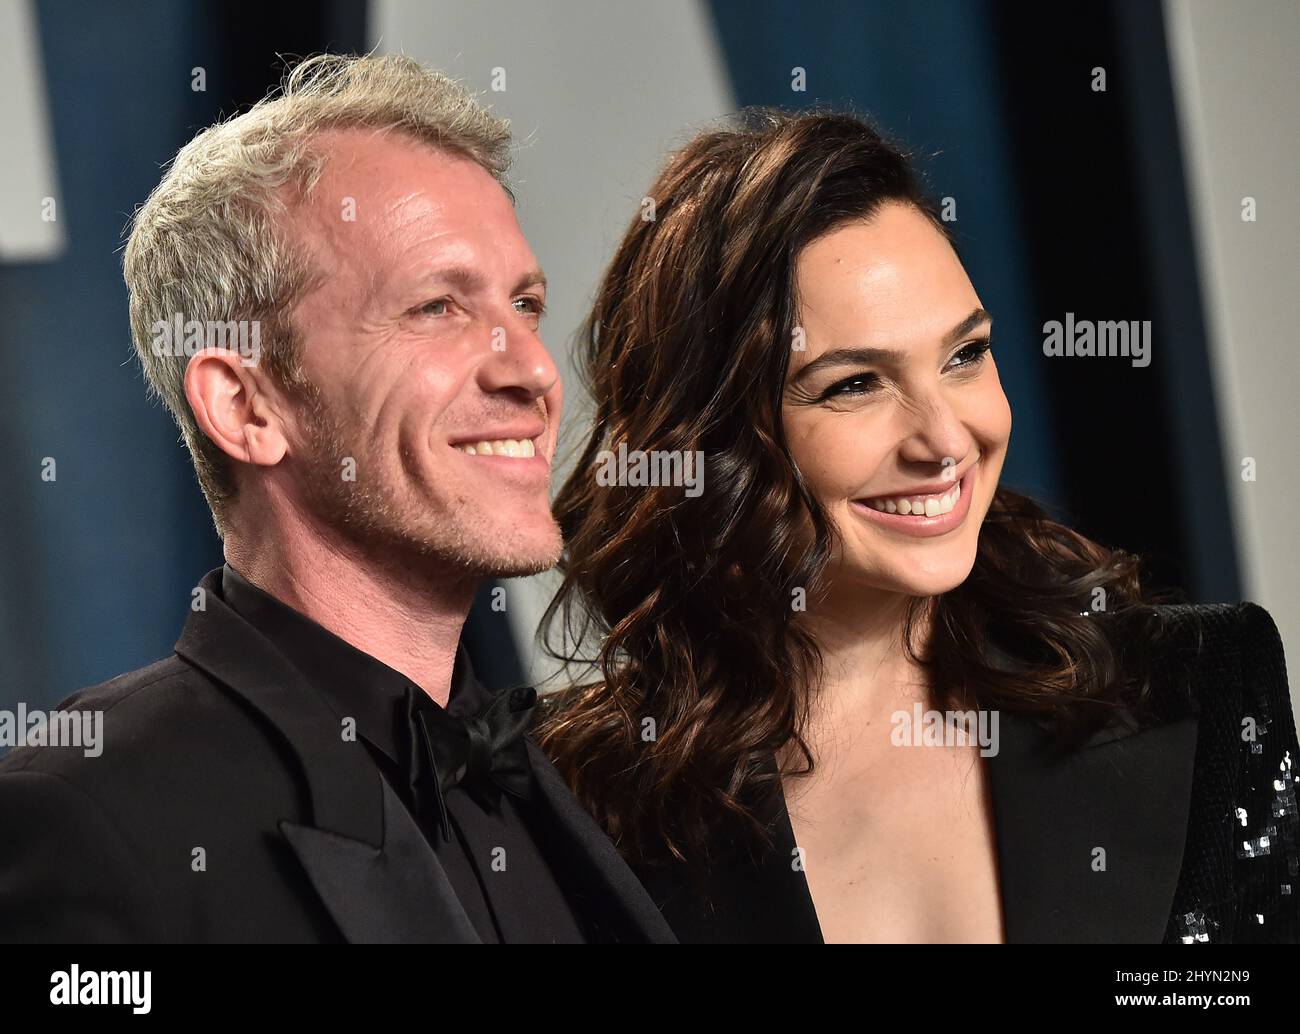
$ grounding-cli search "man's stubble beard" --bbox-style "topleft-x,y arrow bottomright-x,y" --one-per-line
290,387 -> 563,579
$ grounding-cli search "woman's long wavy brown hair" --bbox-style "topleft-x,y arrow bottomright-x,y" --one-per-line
535,108 -> 1173,868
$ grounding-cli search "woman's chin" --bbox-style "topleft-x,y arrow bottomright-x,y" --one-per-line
841,552 -> 978,600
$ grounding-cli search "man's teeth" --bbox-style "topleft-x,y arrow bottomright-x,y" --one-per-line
862,480 -> 961,516
455,438 -> 537,458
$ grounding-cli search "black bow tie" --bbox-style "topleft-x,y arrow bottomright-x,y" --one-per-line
406,682 -> 537,841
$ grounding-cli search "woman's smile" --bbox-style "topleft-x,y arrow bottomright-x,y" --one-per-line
849,462 -> 978,537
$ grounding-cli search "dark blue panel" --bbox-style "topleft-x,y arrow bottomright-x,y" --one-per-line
0,0 -> 225,706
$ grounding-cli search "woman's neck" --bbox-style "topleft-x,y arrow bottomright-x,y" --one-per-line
788,583 -> 933,767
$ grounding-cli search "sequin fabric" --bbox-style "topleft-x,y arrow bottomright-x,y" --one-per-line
1158,603 -> 1299,944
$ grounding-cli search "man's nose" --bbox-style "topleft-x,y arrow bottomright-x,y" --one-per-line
477,319 -> 560,400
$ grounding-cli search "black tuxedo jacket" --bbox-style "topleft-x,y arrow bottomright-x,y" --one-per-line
636,602 -> 1299,943
0,577 -> 675,944
992,602 -> 1297,943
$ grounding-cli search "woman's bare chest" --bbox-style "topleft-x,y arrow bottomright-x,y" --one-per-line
783,741 -> 1005,943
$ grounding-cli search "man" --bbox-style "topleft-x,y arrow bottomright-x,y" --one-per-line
0,53 -> 673,944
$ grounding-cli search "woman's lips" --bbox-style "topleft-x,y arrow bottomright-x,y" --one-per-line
849,465 -> 976,537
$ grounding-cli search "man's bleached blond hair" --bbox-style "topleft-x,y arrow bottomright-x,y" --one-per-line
123,53 -> 513,537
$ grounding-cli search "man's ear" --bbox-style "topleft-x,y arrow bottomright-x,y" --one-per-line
184,347 -> 289,467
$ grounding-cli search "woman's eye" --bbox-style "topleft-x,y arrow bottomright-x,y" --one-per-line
821,373 -> 880,400
948,339 -> 991,369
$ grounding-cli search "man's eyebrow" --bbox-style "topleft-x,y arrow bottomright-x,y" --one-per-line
514,269 -> 547,293
418,265 -> 547,295
789,307 -> 993,386
420,264 -> 486,293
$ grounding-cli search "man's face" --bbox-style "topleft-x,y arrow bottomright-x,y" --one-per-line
278,129 -> 563,577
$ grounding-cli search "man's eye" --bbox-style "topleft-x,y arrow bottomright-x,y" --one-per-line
820,373 -> 880,400
418,298 -> 451,317
514,296 -> 547,317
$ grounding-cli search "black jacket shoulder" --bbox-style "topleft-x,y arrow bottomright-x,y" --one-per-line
1152,602 -> 1298,943
0,655 -> 328,942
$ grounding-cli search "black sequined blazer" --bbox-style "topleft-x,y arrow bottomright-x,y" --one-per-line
635,602 -> 1299,943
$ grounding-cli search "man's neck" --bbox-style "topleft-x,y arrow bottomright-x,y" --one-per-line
224,523 -> 478,709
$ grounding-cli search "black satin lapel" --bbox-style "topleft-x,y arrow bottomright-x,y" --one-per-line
525,741 -> 677,944
988,710 -> 1198,943
279,777 -> 481,944
174,575 -> 383,846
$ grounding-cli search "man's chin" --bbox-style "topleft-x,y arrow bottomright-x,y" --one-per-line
484,552 -> 562,579
427,524 -> 563,580
299,483 -> 563,578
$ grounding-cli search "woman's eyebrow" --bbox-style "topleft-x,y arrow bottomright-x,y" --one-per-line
943,307 -> 993,346
789,345 -> 904,386
789,307 -> 994,386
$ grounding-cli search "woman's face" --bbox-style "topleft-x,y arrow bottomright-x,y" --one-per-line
782,201 -> 1012,600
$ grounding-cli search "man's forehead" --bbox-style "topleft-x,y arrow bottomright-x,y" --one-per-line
298,130 -> 504,222
309,125 -> 490,182
284,128 -> 524,285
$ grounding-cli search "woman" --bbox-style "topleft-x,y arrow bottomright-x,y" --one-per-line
536,109 -> 1298,944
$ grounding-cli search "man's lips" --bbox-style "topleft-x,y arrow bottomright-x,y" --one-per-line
446,421 -> 548,462
447,424 -> 546,449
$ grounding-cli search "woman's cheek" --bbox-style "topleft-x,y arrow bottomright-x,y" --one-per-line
978,365 -> 1013,439
786,407 -> 891,502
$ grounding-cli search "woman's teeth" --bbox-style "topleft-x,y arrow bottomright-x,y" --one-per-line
455,438 -> 536,458
861,480 -> 961,517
